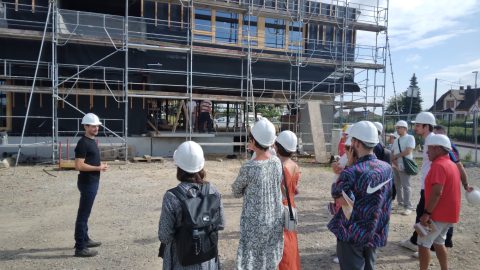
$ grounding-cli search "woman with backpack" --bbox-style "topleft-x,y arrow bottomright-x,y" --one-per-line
158,141 -> 225,269
275,130 -> 301,270
232,118 -> 284,270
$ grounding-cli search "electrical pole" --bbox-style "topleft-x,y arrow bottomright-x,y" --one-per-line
433,78 -> 438,115
473,71 -> 478,164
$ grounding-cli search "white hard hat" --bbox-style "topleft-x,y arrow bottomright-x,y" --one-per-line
81,113 -> 102,126
415,112 -> 437,126
276,130 -> 297,153
342,124 -> 352,134
466,188 -> 480,205
251,118 -> 276,147
344,125 -> 352,135
386,132 -> 398,139
345,136 -> 352,146
373,122 -> 383,134
349,121 -> 379,145
425,134 -> 452,151
395,120 -> 408,129
173,141 -> 205,173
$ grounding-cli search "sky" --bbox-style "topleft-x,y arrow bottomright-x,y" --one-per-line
354,0 -> 480,110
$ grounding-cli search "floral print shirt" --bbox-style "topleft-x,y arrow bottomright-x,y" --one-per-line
232,156 -> 284,270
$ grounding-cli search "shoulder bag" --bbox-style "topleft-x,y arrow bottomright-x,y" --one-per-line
397,138 -> 418,175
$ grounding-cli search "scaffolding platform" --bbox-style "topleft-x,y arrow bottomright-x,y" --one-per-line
149,132 -> 215,138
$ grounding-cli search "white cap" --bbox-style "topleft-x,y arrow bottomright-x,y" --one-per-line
415,112 -> 437,126
349,121 -> 379,145
395,120 -> 408,129
466,188 -> 480,205
276,130 -> 297,153
251,118 -> 276,147
173,141 -> 205,173
387,131 -> 399,139
425,134 -> 452,151
373,122 -> 383,134
342,124 -> 352,134
81,113 -> 102,126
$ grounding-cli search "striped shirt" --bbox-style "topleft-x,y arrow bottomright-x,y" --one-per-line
328,154 -> 393,248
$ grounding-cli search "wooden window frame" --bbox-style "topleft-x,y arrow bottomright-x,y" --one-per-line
192,7 -> 215,43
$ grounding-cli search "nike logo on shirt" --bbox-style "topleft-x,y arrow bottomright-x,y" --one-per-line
366,178 -> 392,194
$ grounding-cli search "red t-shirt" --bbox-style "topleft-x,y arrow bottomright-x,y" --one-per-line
338,137 -> 346,156
425,155 -> 461,223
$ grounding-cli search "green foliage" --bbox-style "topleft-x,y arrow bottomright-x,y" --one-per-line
255,105 -> 281,119
385,73 -> 423,115
465,151 -> 472,162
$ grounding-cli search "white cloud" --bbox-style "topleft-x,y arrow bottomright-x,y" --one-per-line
355,0 -> 480,51
426,58 -> 480,86
405,54 -> 421,63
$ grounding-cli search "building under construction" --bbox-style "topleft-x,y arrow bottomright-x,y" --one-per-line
0,0 -> 388,162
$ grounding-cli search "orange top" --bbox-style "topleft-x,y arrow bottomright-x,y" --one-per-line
282,167 -> 300,208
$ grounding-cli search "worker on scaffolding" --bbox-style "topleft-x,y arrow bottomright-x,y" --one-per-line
198,99 -> 214,133
73,113 -> 108,257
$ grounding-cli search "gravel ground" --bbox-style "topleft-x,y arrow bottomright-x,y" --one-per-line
1,159 -> 479,270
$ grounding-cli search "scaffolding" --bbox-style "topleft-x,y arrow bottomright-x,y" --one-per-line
0,0 -> 389,163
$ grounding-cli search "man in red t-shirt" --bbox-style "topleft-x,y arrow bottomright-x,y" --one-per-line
418,134 -> 461,270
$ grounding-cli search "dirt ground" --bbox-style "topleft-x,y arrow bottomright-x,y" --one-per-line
1,158 -> 479,270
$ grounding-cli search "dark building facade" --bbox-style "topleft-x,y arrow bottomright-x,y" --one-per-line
0,0 -> 384,136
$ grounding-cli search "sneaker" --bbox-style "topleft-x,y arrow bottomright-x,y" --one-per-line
333,257 -> 339,264
399,239 -> 417,252
74,248 -> 98,257
402,209 -> 413,216
413,251 -> 436,258
86,239 -> 102,248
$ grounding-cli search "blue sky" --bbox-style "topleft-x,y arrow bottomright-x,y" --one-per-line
354,0 -> 480,110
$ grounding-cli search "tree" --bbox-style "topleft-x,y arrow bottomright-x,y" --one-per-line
256,104 -> 281,119
385,73 -> 423,115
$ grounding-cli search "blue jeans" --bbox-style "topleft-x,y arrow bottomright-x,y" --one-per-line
74,179 -> 99,250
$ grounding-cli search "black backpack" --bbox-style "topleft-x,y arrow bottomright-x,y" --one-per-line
169,183 -> 221,266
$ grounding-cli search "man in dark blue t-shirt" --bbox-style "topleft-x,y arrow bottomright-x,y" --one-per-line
73,113 -> 108,257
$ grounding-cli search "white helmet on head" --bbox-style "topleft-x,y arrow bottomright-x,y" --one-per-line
251,118 -> 276,147
81,113 -> 102,126
466,188 -> 480,205
415,112 -> 436,126
425,134 -> 452,151
276,130 -> 297,153
173,141 -> 205,173
395,120 -> 408,129
349,121 -> 379,146
373,122 -> 383,134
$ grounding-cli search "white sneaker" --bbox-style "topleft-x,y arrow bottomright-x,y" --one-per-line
402,209 -> 413,216
413,251 -> 436,258
333,257 -> 339,264
399,239 -> 417,252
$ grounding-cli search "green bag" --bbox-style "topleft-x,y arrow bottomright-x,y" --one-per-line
397,139 -> 418,175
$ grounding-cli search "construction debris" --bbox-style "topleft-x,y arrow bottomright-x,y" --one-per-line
1,159 -> 10,169
132,155 -> 164,163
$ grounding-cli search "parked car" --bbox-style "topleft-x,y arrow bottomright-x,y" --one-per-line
214,116 -> 243,130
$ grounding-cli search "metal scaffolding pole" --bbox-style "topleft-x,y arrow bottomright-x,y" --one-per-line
51,0 -> 59,163
124,0 -> 129,161
15,1 -> 53,168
